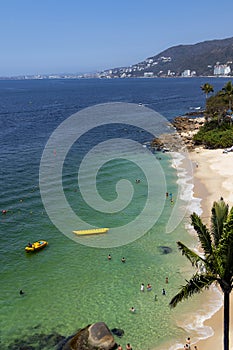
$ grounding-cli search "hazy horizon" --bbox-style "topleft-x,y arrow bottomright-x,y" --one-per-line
1,0 -> 233,76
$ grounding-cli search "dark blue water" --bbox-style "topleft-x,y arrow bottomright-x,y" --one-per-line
0,77 -> 231,350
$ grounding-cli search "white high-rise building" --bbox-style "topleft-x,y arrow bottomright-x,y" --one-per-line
214,64 -> 231,75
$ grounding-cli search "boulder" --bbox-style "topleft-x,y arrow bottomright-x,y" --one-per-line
88,322 -> 116,349
60,322 -> 116,350
111,328 -> 124,338
159,246 -> 172,254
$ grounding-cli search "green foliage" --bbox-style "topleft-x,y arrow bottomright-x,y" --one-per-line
169,199 -> 233,350
193,127 -> 233,148
201,83 -> 214,99
206,92 -> 229,117
193,82 -> 233,148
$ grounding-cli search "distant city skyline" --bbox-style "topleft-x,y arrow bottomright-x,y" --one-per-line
1,0 -> 233,76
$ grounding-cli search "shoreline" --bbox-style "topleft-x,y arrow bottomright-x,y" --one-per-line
186,148 -> 233,350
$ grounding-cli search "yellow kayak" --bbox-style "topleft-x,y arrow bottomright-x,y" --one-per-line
73,228 -> 109,236
25,240 -> 48,252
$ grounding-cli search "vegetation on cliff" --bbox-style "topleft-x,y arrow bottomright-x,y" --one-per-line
193,81 -> 233,148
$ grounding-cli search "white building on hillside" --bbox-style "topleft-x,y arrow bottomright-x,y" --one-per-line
214,64 -> 231,75
181,70 -> 191,77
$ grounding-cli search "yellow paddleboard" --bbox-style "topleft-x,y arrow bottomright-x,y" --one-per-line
73,228 -> 109,236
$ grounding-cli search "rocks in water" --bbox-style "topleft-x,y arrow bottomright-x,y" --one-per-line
111,328 -> 124,338
5,323 -> 117,350
159,246 -> 172,254
6,331 -> 65,350
61,322 -> 116,350
151,116 -> 205,152
88,322 -> 116,349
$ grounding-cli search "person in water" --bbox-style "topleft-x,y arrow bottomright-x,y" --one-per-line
130,307 -> 135,313
140,283 -> 144,292
19,290 -> 24,295
108,254 -> 112,260
147,283 -> 152,291
28,242 -> 32,247
126,343 -> 132,350
121,257 -> 126,263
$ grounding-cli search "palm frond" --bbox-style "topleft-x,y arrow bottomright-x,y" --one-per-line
169,273 -> 217,308
217,208 -> 233,280
191,213 -> 213,255
177,241 -> 204,267
211,200 -> 229,246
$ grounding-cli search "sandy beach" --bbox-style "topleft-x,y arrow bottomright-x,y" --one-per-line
187,148 -> 233,350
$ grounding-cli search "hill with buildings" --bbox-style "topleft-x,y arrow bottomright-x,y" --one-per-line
100,37 -> 233,78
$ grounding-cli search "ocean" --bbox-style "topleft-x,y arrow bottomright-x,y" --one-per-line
0,77 -> 230,350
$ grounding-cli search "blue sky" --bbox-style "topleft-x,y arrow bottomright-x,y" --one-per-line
1,0 -> 233,76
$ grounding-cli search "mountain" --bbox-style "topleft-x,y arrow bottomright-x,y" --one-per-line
100,37 -> 233,78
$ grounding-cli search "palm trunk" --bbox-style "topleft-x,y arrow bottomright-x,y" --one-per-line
224,291 -> 230,350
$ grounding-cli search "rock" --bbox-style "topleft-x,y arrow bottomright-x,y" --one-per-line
6,331 -> 65,350
61,322 -> 116,350
159,246 -> 172,254
111,328 -> 124,338
150,137 -> 164,150
88,322 -> 116,349
153,116 -> 205,151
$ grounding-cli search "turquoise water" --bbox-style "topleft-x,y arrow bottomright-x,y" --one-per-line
0,148 -> 197,350
1,78 -> 227,350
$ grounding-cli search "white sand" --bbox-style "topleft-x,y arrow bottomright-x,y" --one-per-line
188,148 -> 233,350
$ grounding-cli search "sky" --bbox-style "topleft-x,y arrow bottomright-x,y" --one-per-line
1,0 -> 233,76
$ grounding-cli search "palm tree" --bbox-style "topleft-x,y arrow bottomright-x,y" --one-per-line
201,83 -> 214,121
220,81 -> 233,110
201,83 -> 214,100
169,199 -> 233,350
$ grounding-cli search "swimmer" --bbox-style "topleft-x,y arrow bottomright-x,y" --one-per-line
165,277 -> 168,284
19,290 -> 24,295
154,294 -> 157,301
121,257 -> 126,263
162,288 -> 166,295
130,307 -> 136,313
126,343 -> 132,350
108,254 -> 112,260
140,283 -> 144,292
147,283 -> 152,291
117,345 -> 123,350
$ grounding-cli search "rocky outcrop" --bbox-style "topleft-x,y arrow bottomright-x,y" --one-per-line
151,116 -> 205,151
60,322 -> 117,350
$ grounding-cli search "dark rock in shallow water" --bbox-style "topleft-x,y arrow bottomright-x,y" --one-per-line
159,246 -> 172,254
6,331 -> 65,350
111,328 -> 124,338
61,322 -> 116,350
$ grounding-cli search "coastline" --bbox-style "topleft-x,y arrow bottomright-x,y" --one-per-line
186,148 -> 233,350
